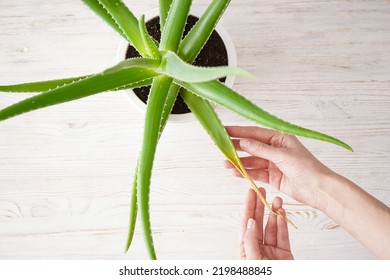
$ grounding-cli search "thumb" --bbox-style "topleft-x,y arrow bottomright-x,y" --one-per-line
244,218 -> 262,260
240,138 -> 281,162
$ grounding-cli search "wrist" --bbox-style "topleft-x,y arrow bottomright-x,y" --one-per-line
314,170 -> 344,213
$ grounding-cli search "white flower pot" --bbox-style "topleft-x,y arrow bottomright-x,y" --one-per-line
116,9 -> 237,123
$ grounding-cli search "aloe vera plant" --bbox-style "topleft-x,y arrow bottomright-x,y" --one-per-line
0,0 -> 352,259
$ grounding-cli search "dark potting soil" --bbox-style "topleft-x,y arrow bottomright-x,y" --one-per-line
125,15 -> 228,114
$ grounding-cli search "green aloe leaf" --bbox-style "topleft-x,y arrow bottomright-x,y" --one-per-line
160,0 -> 192,52
0,61 -> 159,123
159,0 -> 173,31
137,75 -> 174,260
182,90 -> 234,160
138,15 -> 161,59
182,89 -> 296,227
0,73 -> 153,94
177,80 -> 352,151
103,57 -> 160,74
125,81 -> 179,254
82,0 -> 125,39
0,75 -> 90,93
96,0 -> 148,57
117,78 -> 154,91
179,0 -> 230,62
160,84 -> 181,129
158,51 -> 253,83
125,165 -> 139,253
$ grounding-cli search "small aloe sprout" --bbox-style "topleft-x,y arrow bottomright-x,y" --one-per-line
0,0 -> 352,259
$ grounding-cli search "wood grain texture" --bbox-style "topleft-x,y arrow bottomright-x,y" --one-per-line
0,0 -> 389,259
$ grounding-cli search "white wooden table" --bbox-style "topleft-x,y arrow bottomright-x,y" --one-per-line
0,0 -> 389,260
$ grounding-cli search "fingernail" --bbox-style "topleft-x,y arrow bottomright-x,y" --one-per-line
240,139 -> 251,149
247,218 -> 255,229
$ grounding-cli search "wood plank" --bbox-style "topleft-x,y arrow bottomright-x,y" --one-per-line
0,0 -> 389,259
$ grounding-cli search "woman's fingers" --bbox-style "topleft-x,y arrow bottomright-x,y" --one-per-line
272,196 -> 283,210
231,168 -> 270,184
240,189 -> 257,246
240,138 -> 282,163
239,187 -> 256,259
241,188 -> 266,240
254,188 -> 266,243
231,139 -> 243,151
241,188 -> 266,259
276,208 -> 291,251
244,218 -> 262,260
231,136 -> 280,162
226,126 -> 281,144
264,197 -> 283,247
240,189 -> 256,259
224,156 -> 269,170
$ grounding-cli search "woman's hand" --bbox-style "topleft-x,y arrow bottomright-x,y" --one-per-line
241,188 -> 294,260
230,126 -> 390,259
225,126 -> 334,210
